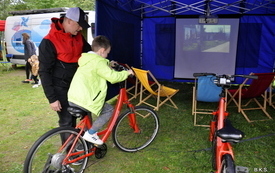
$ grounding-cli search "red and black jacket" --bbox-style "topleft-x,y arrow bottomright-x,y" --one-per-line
38,18 -> 91,103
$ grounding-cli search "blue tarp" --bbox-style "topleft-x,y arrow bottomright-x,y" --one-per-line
96,0 -> 275,85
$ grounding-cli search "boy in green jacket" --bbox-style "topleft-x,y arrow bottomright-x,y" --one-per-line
68,35 -> 134,145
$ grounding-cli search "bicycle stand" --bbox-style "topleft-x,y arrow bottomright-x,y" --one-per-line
236,166 -> 249,173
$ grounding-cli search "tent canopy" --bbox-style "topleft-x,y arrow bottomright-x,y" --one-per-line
0,20 -> 5,31
98,0 -> 275,16
96,0 -> 275,84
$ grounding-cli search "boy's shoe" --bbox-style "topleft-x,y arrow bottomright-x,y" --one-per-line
83,132 -> 103,145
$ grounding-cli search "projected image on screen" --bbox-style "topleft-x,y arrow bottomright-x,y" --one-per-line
174,18 -> 239,78
183,25 -> 230,53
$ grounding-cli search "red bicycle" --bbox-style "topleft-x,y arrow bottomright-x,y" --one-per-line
194,73 -> 257,173
24,64 -> 160,173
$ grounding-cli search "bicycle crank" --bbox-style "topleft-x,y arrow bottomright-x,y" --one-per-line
95,143 -> 107,159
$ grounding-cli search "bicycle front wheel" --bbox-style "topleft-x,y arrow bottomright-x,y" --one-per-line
23,127 -> 89,173
220,154 -> 236,173
112,106 -> 159,152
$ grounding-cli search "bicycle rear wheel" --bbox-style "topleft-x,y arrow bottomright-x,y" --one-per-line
112,106 -> 159,152
23,127 -> 89,173
220,154 -> 236,173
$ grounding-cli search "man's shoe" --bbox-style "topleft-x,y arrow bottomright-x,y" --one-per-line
83,132 -> 103,145
70,144 -> 85,166
22,79 -> 32,83
75,143 -> 85,152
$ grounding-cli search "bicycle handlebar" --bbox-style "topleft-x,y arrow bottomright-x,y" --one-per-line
112,63 -> 129,72
193,73 -> 258,87
193,73 -> 217,77
233,74 -> 258,79
112,62 -> 134,88
193,73 -> 258,80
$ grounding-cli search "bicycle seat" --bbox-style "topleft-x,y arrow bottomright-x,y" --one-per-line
216,119 -> 244,143
67,107 -> 87,118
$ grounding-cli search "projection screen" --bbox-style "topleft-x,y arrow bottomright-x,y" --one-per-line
174,18 -> 240,78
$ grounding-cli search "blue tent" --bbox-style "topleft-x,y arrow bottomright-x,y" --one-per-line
96,0 -> 275,84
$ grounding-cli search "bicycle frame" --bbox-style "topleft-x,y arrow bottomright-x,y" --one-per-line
206,73 -> 251,173
210,94 -> 234,173
62,83 -> 139,165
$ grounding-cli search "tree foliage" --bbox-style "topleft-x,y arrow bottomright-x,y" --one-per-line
0,0 -> 96,20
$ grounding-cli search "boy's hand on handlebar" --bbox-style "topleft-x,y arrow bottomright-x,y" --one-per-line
110,61 -> 134,76
127,69 -> 134,76
110,60 -> 118,67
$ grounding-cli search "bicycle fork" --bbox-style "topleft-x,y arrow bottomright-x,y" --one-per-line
127,104 -> 141,133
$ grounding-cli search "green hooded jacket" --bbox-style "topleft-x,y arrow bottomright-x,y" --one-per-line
68,52 -> 129,116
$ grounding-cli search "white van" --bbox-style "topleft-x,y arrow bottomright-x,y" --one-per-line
4,7 -> 95,65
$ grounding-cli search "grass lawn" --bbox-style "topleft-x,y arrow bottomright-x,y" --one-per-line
0,66 -> 274,173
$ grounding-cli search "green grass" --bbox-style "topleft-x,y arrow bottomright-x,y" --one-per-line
0,66 -> 275,173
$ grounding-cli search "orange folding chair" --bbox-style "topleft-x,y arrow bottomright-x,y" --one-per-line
119,63 -> 154,101
131,67 -> 179,111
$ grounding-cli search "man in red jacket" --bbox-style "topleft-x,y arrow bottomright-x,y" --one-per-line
39,7 -> 91,129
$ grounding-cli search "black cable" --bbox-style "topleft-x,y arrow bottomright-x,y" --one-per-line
239,133 -> 275,143
187,133 -> 275,153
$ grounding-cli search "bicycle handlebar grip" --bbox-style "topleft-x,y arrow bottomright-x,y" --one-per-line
236,75 -> 258,79
246,75 -> 258,79
193,73 -> 216,77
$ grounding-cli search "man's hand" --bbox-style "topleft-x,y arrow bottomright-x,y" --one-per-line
50,100 -> 62,112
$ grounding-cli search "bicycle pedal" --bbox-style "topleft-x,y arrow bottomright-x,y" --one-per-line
94,143 -> 104,148
236,166 -> 249,173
